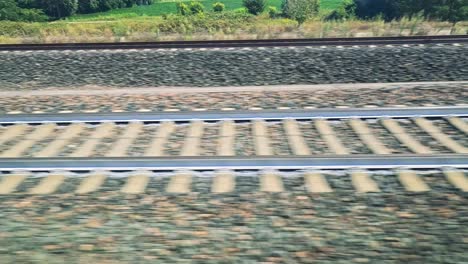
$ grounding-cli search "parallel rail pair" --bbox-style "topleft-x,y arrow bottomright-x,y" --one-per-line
0,35 -> 467,51
0,106 -> 466,171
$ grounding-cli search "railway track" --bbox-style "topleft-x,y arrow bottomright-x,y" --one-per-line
0,106 -> 466,158
1,37 -> 466,90
0,156 -> 466,195
0,37 -> 467,262
1,35 -> 466,51
0,106 -> 466,196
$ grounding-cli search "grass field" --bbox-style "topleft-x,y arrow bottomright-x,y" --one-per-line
69,0 -> 343,21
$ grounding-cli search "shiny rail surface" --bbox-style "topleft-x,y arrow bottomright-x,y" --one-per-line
0,106 -> 466,124
0,155 -> 466,171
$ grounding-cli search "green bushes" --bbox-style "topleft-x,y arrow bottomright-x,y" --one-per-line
159,11 -> 254,33
40,0 -> 79,18
3,0 -> 155,21
243,0 -> 265,15
0,20 -> 42,36
267,6 -> 279,18
177,2 -> 205,15
189,2 -> 204,14
0,0 -> 48,22
433,0 -> 467,23
213,2 -> 225,12
176,2 -> 190,15
326,0 -> 355,20
76,0 -> 153,14
354,0 -> 398,21
354,0 -> 467,23
282,0 -> 319,24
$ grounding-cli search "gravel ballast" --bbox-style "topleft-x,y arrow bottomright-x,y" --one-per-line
0,170 -> 466,263
0,45 -> 467,90
0,83 -> 466,115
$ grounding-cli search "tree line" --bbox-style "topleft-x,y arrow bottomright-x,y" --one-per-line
1,0 -> 466,23
353,0 -> 467,23
242,0 -> 466,24
1,0 -> 154,21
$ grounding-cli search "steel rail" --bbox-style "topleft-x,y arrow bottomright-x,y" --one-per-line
0,35 -> 466,51
0,155 -> 466,171
1,106 -> 466,124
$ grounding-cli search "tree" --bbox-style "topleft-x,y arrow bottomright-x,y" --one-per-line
354,0 -> 400,20
39,0 -> 78,18
282,0 -> 319,24
189,1 -> 204,14
176,2 -> 190,15
0,0 -> 48,21
432,0 -> 468,23
243,0 -> 265,15
77,0 -> 100,13
267,6 -> 279,18
354,0 -> 467,22
212,2 -> 225,12
326,0 -> 355,20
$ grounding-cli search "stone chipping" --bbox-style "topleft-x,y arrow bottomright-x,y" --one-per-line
0,170 -> 466,263
0,45 -> 466,90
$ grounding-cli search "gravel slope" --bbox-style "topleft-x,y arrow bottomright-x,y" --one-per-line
0,171 -> 466,263
0,83 -> 466,114
0,44 -> 466,90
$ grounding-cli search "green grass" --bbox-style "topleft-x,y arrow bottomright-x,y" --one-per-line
69,0 -> 343,21
320,0 -> 343,10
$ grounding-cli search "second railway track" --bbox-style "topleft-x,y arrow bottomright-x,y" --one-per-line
0,106 -> 466,159
1,35 -> 467,51
1,36 -> 467,263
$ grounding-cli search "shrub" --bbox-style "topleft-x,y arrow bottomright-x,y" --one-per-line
159,11 -> 254,33
0,0 -> 48,22
354,0 -> 399,21
19,8 -> 49,21
176,2 -> 190,15
243,0 -> 265,15
267,6 -> 279,18
326,0 -> 355,20
77,0 -> 100,13
427,0 -> 467,24
39,0 -> 79,19
233,7 -> 248,14
282,0 -> 319,24
213,2 -> 225,12
189,2 -> 205,14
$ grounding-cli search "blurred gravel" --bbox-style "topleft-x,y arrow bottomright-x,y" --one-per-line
0,84 -> 466,114
432,119 -> 468,147
366,120 -> 412,154
397,119 -> 452,153
330,121 -> 373,154
164,124 -> 189,156
267,122 -> 292,155
0,170 -> 466,263
93,125 -> 125,157
0,45 -> 466,90
299,121 -> 331,155
22,126 -> 65,157
200,123 -> 220,156
0,126 -> 35,154
57,125 -> 95,156
127,124 -> 159,156
234,122 -> 256,156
